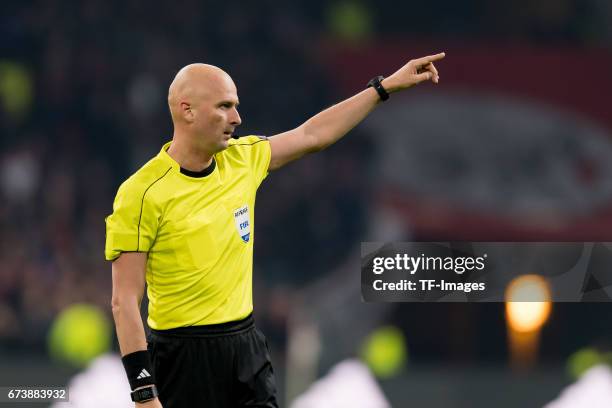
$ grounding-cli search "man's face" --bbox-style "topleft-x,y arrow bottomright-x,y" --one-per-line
191,75 -> 242,153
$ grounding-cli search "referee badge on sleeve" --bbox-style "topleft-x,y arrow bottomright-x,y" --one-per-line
233,205 -> 250,243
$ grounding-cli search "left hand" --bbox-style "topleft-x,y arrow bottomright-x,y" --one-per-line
382,52 -> 445,93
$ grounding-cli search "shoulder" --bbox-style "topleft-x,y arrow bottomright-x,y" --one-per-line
222,135 -> 269,159
227,135 -> 268,149
114,156 -> 173,205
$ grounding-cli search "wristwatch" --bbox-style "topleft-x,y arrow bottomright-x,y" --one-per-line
131,385 -> 159,403
367,75 -> 389,101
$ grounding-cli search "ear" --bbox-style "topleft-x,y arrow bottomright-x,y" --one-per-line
181,102 -> 194,123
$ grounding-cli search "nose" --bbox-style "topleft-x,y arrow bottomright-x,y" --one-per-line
230,108 -> 242,126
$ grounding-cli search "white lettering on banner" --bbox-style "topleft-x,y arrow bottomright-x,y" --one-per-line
372,254 -> 487,275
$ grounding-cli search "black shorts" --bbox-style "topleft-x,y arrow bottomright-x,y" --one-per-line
147,314 -> 278,408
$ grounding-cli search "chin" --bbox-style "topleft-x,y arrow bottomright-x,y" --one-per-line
217,139 -> 230,151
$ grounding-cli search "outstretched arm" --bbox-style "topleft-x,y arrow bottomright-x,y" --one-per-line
268,52 -> 445,171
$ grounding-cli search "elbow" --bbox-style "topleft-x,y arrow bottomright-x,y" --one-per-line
111,293 -> 142,320
302,123 -> 325,153
310,139 -> 325,153
111,293 -> 137,319
111,295 -> 122,319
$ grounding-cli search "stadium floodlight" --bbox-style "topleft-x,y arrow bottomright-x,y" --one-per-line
504,274 -> 552,370
505,275 -> 552,333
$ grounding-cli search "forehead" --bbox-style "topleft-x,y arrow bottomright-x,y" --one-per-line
202,73 -> 238,102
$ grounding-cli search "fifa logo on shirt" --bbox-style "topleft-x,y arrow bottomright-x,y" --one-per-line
233,205 -> 250,243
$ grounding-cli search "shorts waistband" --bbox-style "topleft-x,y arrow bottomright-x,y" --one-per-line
150,313 -> 254,338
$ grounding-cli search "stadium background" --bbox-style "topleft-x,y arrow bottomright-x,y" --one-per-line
1,1 -> 612,406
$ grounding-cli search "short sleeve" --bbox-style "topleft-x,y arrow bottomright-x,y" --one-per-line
242,135 -> 271,187
104,179 -> 160,261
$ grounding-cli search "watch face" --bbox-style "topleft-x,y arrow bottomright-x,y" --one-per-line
132,386 -> 157,402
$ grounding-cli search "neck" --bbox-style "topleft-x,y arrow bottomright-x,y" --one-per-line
166,136 -> 213,172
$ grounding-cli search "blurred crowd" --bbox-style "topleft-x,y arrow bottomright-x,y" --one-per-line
1,0 -> 611,355
0,0 -> 371,354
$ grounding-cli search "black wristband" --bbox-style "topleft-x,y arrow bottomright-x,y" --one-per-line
131,385 -> 159,403
122,350 -> 156,390
367,75 -> 389,101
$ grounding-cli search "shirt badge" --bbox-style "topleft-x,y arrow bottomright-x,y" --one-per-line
233,205 -> 250,243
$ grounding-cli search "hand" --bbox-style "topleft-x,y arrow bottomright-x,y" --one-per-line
382,52 -> 446,93
136,397 -> 163,408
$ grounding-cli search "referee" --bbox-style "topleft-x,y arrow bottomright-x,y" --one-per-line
107,53 -> 444,408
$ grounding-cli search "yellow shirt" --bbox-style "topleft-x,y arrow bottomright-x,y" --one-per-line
105,136 -> 271,329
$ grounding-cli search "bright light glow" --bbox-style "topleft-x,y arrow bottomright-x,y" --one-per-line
505,275 -> 552,333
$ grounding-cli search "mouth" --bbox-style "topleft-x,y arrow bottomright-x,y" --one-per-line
223,130 -> 233,138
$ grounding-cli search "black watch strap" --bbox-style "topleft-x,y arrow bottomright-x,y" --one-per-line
131,385 -> 159,403
367,75 -> 389,101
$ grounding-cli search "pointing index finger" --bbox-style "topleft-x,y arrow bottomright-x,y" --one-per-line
415,52 -> 446,65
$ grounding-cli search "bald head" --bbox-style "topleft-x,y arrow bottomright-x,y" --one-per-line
166,63 -> 242,154
168,63 -> 237,124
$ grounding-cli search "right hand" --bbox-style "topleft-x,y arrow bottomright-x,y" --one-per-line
382,52 -> 445,92
136,398 -> 163,408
